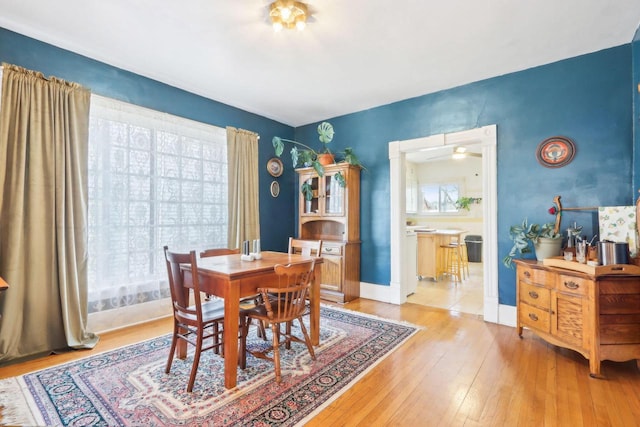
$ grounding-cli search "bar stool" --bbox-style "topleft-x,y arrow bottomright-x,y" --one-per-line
454,241 -> 470,279
440,243 -> 462,283
463,243 -> 470,278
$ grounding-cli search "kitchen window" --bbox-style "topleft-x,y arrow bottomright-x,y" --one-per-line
420,182 -> 460,213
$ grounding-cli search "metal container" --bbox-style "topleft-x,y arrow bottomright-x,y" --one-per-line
598,241 -> 630,265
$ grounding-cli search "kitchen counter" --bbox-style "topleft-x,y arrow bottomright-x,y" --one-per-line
407,226 -> 463,235
415,229 -> 467,280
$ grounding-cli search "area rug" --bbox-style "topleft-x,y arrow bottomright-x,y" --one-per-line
0,306 -> 419,426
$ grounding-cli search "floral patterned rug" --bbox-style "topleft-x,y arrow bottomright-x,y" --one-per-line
0,306 -> 418,426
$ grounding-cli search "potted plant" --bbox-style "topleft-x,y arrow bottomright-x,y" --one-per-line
503,218 -> 562,268
455,196 -> 482,211
272,122 -> 363,197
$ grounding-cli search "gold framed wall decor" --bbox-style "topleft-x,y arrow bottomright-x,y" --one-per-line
270,180 -> 280,197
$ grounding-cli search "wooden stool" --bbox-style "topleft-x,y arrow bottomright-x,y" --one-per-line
440,244 -> 462,283
453,241 -> 470,279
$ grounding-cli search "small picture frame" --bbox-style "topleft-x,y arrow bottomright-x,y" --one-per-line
267,158 -> 284,177
536,136 -> 576,168
270,180 -> 280,198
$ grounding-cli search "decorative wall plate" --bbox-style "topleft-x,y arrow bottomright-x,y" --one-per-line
270,180 -> 280,197
267,158 -> 283,177
536,136 -> 576,168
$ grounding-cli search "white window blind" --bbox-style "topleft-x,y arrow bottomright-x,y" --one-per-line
87,95 -> 228,313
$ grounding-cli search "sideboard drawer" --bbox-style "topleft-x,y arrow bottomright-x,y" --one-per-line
519,303 -> 551,333
518,266 -> 555,287
557,274 -> 589,296
519,282 -> 550,309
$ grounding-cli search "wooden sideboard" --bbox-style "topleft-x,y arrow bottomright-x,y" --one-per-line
514,259 -> 640,377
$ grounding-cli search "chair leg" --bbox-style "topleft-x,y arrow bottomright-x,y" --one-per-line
251,317 -> 267,340
258,320 -> 267,340
297,317 -> 316,359
271,322 -> 282,383
213,322 -> 221,355
165,324 -> 179,374
239,315 -> 248,370
187,331 -> 204,392
285,321 -> 292,349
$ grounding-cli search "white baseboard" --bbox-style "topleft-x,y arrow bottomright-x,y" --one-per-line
498,303 -> 517,327
360,281 -> 398,304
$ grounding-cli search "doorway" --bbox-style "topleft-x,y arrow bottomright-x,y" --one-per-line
388,125 -> 499,323
405,149 -> 484,315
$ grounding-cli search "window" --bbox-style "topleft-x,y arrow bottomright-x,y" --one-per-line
420,183 -> 459,213
87,95 -> 227,313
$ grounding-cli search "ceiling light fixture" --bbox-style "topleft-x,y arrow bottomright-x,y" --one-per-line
269,1 -> 308,32
452,146 -> 482,159
452,146 -> 467,159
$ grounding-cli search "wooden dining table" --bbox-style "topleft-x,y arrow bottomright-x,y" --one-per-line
181,250 -> 323,389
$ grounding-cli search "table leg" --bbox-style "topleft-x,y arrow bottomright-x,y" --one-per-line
310,268 -> 321,346
224,284 -> 240,389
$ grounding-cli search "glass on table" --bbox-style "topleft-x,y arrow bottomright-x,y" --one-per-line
576,241 -> 587,264
564,250 -> 574,261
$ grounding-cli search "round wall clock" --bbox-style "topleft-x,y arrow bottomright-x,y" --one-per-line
267,158 -> 284,177
536,136 -> 576,168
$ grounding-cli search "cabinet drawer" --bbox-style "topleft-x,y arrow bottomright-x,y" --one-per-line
519,302 -> 550,333
556,274 -> 589,296
517,266 -> 554,287
519,282 -> 550,309
322,244 -> 343,256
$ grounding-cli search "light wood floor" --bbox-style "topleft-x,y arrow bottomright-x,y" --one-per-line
408,261 -> 484,316
2,299 -> 640,426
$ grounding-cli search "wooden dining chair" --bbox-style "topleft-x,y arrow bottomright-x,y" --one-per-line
164,246 -> 225,392
239,260 -> 316,383
288,237 -> 323,257
286,238 -> 321,319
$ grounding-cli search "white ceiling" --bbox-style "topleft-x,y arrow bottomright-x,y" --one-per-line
1,1 -> 639,127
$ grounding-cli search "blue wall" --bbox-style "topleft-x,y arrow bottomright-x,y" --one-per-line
633,25 -> 640,193
295,45 -> 633,305
1,27 -> 634,307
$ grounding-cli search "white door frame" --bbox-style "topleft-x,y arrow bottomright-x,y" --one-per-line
388,125 -> 499,323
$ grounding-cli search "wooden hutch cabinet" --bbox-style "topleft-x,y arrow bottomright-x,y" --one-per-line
296,163 -> 360,303
514,259 -> 640,377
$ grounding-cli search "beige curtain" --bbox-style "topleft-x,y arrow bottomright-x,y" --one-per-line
226,127 -> 260,249
0,64 -> 98,363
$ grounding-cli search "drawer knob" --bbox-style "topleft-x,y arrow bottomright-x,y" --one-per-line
325,248 -> 333,252
528,291 -> 539,299
564,281 -> 579,290
528,313 -> 539,321
524,271 -> 531,278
